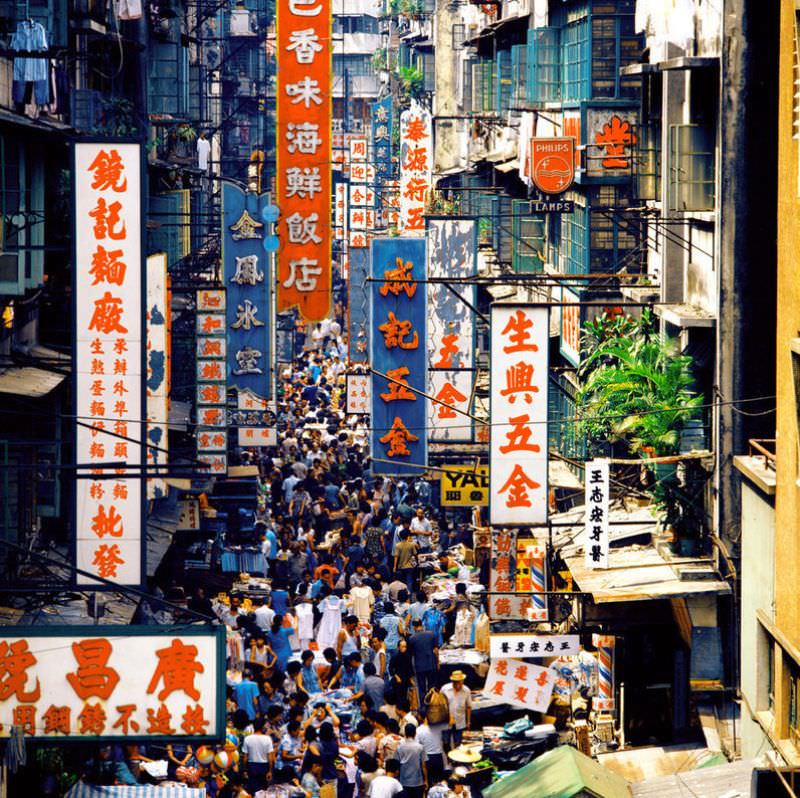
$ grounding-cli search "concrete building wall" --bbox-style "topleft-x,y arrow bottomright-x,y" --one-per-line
773,3 -> 800,750
739,480 -> 775,758
775,0 -> 800,643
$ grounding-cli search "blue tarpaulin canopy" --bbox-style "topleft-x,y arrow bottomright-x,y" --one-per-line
65,783 -> 206,798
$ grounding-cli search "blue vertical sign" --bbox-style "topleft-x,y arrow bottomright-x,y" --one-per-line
348,247 -> 370,364
372,97 -> 392,180
222,181 -> 272,399
370,237 -> 427,475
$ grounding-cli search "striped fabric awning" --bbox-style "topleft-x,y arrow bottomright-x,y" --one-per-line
65,783 -> 206,798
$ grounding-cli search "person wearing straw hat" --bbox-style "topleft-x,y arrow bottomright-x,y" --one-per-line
441,671 -> 471,749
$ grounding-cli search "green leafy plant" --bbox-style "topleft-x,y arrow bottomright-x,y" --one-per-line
577,309 -> 703,457
578,309 -> 707,547
400,0 -> 423,14
478,217 -> 492,244
396,66 -> 425,101
92,97 -> 140,137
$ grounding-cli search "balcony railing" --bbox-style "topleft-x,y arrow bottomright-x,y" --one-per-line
746,438 -> 776,473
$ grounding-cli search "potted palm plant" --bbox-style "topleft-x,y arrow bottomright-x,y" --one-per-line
577,309 -> 706,550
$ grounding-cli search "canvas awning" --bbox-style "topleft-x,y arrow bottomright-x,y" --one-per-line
562,546 -> 731,603
483,745 -> 631,798
550,505 -> 731,603
496,158 -> 520,173
0,366 -> 66,397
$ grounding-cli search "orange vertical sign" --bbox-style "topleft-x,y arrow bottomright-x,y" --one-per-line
276,0 -> 332,322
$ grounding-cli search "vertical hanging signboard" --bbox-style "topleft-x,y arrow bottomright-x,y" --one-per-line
399,102 -> 431,235
222,182 -> 271,400
426,219 -> 476,441
584,459 -> 610,569
74,142 -> 144,587
146,253 -> 168,501
370,237 -> 427,475
489,305 -> 550,526
276,0 -> 332,321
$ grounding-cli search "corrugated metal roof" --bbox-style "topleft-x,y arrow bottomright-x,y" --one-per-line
630,759 -> 753,797
0,366 -> 66,397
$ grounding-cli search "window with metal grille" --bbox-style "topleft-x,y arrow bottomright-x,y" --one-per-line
668,124 -> 715,211
423,52 -> 435,93
495,194 -> 514,261
591,13 -> 641,99
461,56 -> 475,113
511,200 -> 546,273
590,186 -> 641,273
562,202 -> 588,274
495,50 -> 513,113
472,59 -> 496,113
452,23 -> 466,50
561,18 -> 590,102
634,72 -> 662,201
526,27 -> 560,105
511,44 -> 527,107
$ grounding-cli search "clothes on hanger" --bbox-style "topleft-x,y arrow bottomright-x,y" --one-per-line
116,0 -> 144,20
10,20 -> 50,115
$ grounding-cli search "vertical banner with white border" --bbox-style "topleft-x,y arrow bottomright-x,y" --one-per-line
584,459 -> 610,569
196,289 -> 228,476
399,102 -> 431,235
74,142 -> 143,587
489,305 -> 549,526
370,237 -> 427,475
222,182 -> 272,400
426,219 -> 476,441
346,373 -> 371,415
276,0 -> 332,321
146,253 -> 168,501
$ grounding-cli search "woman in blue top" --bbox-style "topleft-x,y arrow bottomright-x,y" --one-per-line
300,649 -> 321,694
379,601 -> 402,660
267,614 -> 295,672
316,721 -> 340,782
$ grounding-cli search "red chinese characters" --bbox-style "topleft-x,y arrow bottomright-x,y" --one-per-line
594,114 -> 636,170
399,105 -> 432,234
483,657 -> 555,713
75,143 -> 142,587
490,306 -> 549,526
0,633 -> 218,739
276,0 -> 331,321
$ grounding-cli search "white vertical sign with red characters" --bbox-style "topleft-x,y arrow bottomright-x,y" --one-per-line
74,142 -> 143,587
426,219 -> 475,441
585,459 -> 610,569
399,102 -> 431,235
483,658 -> 556,713
490,305 -> 549,526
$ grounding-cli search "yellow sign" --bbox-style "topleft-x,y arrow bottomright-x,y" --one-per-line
440,465 -> 489,506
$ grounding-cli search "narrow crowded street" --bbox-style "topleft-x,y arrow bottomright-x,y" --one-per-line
0,0 -> 793,794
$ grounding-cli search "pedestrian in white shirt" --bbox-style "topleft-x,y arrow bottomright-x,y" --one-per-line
441,671 -> 471,748
369,759 -> 404,798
